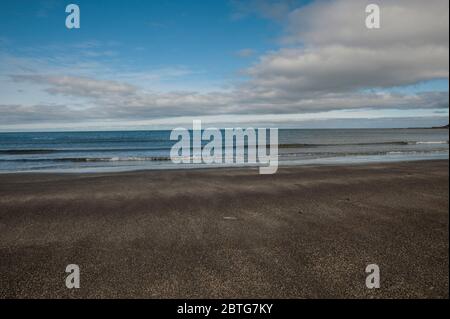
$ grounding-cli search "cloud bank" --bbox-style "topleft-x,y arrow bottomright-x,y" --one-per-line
1,0 -> 448,129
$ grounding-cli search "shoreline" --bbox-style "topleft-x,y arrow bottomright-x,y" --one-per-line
1,156 -> 448,175
0,160 -> 448,298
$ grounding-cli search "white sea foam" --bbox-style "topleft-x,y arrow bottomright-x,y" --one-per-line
415,141 -> 448,145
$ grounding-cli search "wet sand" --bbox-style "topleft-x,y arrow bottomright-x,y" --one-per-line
0,160 -> 448,298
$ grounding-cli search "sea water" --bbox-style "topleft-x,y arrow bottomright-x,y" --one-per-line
0,129 -> 448,173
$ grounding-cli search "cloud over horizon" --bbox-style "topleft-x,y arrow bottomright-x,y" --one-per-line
0,0 -> 448,130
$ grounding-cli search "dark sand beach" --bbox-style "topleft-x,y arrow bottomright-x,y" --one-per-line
0,160 -> 448,299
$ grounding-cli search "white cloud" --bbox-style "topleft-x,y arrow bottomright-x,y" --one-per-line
244,45 -> 448,95
245,0 -> 449,97
1,0 -> 448,128
11,75 -> 137,98
2,73 -> 447,125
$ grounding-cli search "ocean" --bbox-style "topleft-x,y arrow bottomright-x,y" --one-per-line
0,128 -> 448,173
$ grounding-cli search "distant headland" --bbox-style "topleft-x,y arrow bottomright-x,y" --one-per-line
405,124 -> 449,129
432,124 -> 449,129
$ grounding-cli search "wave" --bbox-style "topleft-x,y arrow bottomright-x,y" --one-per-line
279,149 -> 449,158
1,140 -> 447,156
414,141 -> 449,145
0,156 -> 172,163
0,149 -> 60,154
277,140 -> 448,148
0,147 -> 173,155
32,137 -> 56,141
2,149 -> 448,163
65,156 -> 172,162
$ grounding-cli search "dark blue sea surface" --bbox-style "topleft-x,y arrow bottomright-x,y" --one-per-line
0,129 -> 448,173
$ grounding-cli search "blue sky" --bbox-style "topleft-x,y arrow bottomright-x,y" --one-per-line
1,0 -> 283,90
0,0 -> 448,131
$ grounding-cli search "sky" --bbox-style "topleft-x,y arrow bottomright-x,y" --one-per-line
0,0 -> 448,131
